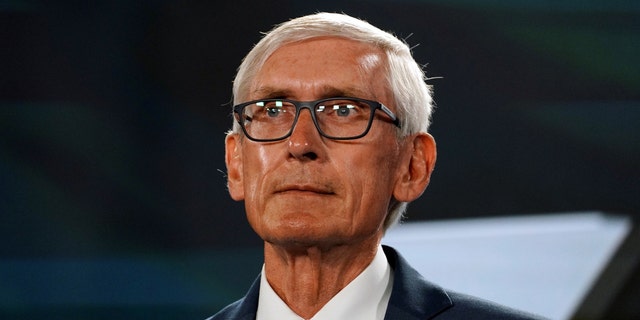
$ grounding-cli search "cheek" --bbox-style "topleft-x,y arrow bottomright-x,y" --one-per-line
241,145 -> 275,209
339,144 -> 400,209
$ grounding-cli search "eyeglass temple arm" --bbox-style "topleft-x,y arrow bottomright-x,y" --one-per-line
379,104 -> 401,128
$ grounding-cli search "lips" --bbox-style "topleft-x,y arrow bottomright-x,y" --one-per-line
274,184 -> 335,195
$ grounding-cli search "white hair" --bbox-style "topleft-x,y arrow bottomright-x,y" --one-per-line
230,12 -> 434,230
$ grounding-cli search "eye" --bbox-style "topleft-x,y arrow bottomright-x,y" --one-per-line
266,107 -> 282,117
256,100 -> 287,118
317,100 -> 368,120
335,104 -> 355,117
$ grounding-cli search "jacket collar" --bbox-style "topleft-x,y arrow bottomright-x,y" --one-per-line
227,245 -> 453,320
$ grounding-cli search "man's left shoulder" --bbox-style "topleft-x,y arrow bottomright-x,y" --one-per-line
443,291 -> 549,320
382,245 -> 549,319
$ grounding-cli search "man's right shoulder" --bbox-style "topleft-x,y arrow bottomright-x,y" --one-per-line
206,298 -> 254,320
206,275 -> 261,320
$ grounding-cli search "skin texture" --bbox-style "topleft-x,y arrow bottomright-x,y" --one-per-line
225,37 -> 436,318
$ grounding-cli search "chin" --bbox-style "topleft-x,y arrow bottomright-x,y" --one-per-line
251,210 -> 354,246
261,226 -> 347,249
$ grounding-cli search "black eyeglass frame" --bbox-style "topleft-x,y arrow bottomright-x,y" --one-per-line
232,96 -> 402,142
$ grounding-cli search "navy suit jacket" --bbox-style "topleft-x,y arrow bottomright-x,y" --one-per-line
207,246 -> 547,319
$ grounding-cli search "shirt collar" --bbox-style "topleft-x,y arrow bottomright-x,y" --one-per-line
256,245 -> 393,320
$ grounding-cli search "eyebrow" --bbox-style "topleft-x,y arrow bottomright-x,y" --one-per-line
252,85 -> 370,100
252,87 -> 291,99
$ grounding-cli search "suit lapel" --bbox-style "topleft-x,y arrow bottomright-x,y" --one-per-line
229,275 -> 261,320
383,245 -> 453,319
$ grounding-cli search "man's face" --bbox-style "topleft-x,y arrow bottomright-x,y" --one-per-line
226,37 -> 412,249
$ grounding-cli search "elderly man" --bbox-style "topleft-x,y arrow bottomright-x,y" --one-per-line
209,12 -> 545,320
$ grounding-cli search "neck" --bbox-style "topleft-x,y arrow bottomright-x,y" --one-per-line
263,238 -> 381,319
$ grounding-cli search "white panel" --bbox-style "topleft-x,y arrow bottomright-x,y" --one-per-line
382,212 -> 632,320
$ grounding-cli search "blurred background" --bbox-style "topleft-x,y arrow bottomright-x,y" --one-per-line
1,0 -> 639,319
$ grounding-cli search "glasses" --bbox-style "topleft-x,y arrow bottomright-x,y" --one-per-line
233,97 -> 401,142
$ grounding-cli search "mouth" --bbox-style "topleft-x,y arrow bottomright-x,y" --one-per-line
275,184 -> 335,195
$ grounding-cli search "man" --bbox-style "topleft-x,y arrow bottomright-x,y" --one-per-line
209,12 -> 545,320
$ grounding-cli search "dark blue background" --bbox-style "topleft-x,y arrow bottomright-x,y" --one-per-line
2,0 -> 639,318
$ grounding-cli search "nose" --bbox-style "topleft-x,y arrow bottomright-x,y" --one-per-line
287,109 -> 322,161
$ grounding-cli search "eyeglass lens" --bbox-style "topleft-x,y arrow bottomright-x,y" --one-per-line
240,99 -> 373,140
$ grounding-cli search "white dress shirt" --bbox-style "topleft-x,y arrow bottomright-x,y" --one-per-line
256,245 -> 394,320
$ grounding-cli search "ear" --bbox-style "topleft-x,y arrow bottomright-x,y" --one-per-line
225,133 -> 245,201
393,133 -> 437,202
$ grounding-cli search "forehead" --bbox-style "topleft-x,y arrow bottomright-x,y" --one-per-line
250,37 -> 390,101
